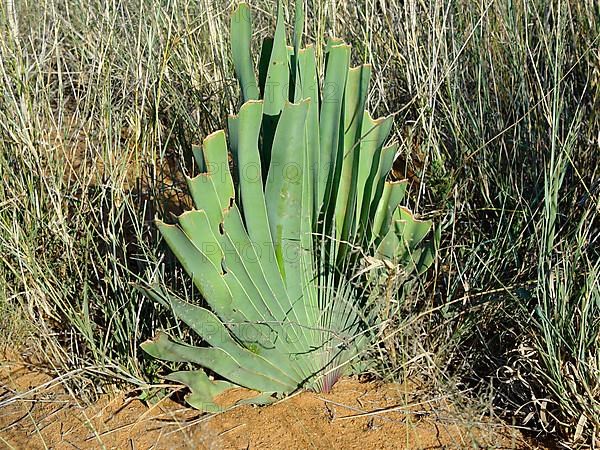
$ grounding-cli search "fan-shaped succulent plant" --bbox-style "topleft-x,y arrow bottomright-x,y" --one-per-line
142,1 -> 437,412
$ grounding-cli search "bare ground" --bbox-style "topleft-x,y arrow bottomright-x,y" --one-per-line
0,358 -> 550,450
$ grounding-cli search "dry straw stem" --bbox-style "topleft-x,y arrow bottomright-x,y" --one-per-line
0,0 -> 597,446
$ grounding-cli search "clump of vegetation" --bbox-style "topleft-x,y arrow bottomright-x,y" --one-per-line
142,1 -> 436,411
0,0 -> 597,446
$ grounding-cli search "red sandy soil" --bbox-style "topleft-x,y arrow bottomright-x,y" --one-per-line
0,359 -> 549,450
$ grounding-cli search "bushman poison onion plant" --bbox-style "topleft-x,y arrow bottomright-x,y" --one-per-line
142,1 -> 437,411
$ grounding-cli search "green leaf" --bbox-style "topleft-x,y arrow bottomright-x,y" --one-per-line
202,130 -> 234,209
231,3 -> 260,101
295,46 -> 320,220
264,100 -> 319,362
395,206 -> 432,253
369,142 -> 398,219
166,370 -> 234,413
258,37 -> 274,96
263,0 -> 289,116
192,144 -> 205,173
318,43 -> 350,217
145,2 -> 439,404
166,298 -> 299,387
265,100 -> 310,287
177,210 -> 223,269
334,65 -> 372,244
355,113 -> 394,232
185,171 -> 223,236
372,181 -> 408,240
142,333 -> 295,392
235,101 -> 288,303
293,0 -> 304,61
290,0 -> 305,102
155,221 -> 233,318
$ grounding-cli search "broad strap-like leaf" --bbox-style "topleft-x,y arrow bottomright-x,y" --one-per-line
372,181 -> 408,240
142,333 -> 296,393
166,298 -> 299,387
354,113 -> 394,233
220,205 -> 314,380
318,43 -> 350,217
375,210 -> 433,269
235,101 -> 286,299
258,37 -> 274,96
202,130 -> 235,209
186,173 -> 223,236
155,221 -> 233,318
166,370 -> 234,413
295,46 -> 320,221
178,210 -> 223,269
231,3 -> 260,102
265,99 -> 320,369
263,0 -> 289,116
334,65 -> 371,243
290,0 -> 305,102
369,143 -> 398,223
191,143 -> 205,172
265,100 -> 310,287
395,206 -> 432,252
